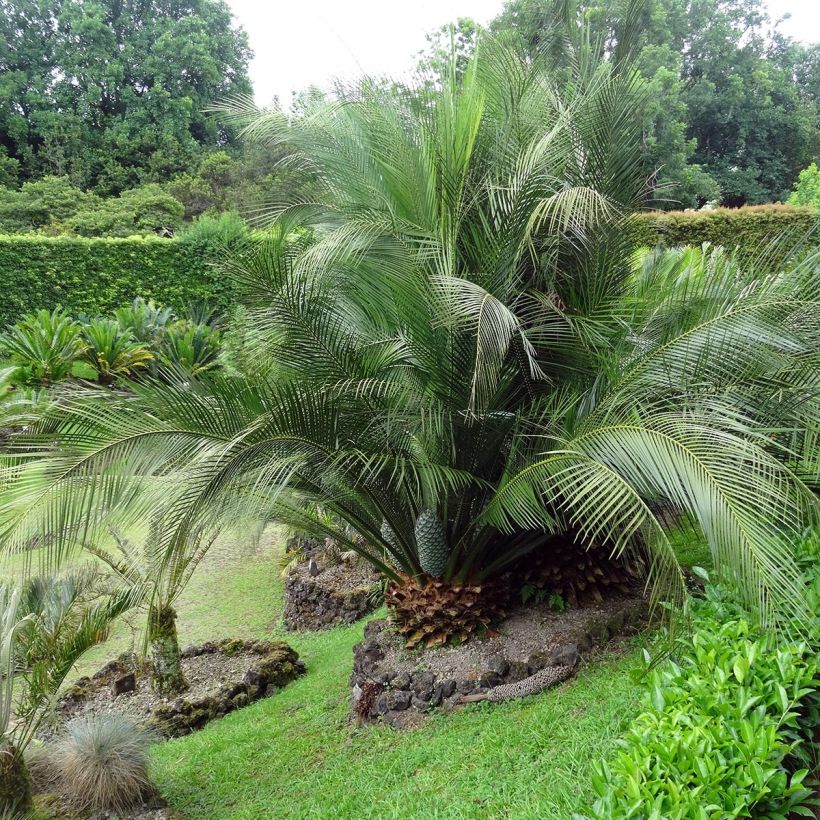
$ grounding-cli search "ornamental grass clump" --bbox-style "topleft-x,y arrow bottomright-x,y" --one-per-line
50,714 -> 154,815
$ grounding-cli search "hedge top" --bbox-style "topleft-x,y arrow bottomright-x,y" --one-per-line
0,205 -> 817,325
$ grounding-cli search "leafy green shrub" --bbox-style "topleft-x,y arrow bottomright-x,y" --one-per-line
0,235 -> 235,325
49,714 -> 154,814
633,204 -> 820,263
0,176 -> 100,234
79,318 -> 153,385
69,184 -> 184,238
589,579 -> 820,818
0,308 -> 86,384
177,211 -> 250,255
788,164 -> 820,210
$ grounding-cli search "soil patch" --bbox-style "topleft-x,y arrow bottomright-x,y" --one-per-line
352,593 -> 646,728
50,639 -> 305,739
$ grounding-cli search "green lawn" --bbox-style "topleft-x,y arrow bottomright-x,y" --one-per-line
7,528 -> 647,818
144,532 -> 645,819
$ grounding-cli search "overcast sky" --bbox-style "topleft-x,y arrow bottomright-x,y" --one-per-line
226,0 -> 820,107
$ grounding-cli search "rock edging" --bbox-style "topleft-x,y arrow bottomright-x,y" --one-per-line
351,597 -> 645,728
59,639 -> 305,738
283,562 -> 380,631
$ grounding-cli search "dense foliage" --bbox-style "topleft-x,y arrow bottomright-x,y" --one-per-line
0,175 -> 186,237
433,0 -> 820,208
789,164 -> 820,210
0,299 -> 223,386
591,559 -> 820,818
633,204 -> 820,261
3,30 -> 817,646
0,235 -> 235,324
0,0 -> 251,194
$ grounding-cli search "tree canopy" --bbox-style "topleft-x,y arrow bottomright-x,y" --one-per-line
426,0 -> 819,208
0,0 -> 252,193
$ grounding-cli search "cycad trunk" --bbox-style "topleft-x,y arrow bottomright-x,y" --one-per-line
148,604 -> 188,696
0,741 -> 31,815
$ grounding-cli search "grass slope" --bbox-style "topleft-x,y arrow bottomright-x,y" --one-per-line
4,528 -> 645,817
149,535 -> 644,819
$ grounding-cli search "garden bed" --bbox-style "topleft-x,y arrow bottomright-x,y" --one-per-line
283,553 -> 381,631
351,594 -> 646,728
54,639 -> 305,738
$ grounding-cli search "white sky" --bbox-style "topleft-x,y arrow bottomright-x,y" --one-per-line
226,0 -> 820,107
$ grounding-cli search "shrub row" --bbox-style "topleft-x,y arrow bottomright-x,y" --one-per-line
590,565 -> 820,819
633,204 -> 820,262
0,234 -> 234,326
0,206 -> 817,326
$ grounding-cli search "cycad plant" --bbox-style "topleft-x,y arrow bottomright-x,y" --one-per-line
86,517 -> 218,695
0,308 -> 86,385
1,15 -> 817,645
0,571 -> 139,814
79,318 -> 154,385
114,298 -> 174,347
158,320 -> 222,378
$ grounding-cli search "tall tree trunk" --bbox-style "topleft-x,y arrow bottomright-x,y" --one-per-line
0,741 -> 31,815
148,604 -> 188,696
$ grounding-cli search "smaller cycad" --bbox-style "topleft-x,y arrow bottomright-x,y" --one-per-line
80,318 -> 153,385
414,509 -> 450,578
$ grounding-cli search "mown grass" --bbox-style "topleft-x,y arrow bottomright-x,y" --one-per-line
5,527 -> 655,817
146,535 -> 646,819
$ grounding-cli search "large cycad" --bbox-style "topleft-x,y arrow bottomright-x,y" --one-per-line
1,29 -> 817,640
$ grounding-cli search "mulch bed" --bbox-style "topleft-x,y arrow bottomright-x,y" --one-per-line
49,639 -> 305,739
283,554 -> 381,631
352,593 -> 647,728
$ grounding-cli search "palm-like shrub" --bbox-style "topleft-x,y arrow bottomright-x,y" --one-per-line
1,28 -> 818,641
0,573 -> 139,813
114,297 -> 174,347
0,308 -> 86,385
86,518 -> 218,695
158,320 -> 222,377
79,318 -> 153,385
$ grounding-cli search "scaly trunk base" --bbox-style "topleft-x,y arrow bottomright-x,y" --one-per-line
148,605 -> 189,696
385,573 -> 510,649
0,743 -> 32,816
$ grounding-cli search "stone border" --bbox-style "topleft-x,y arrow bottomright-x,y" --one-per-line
59,639 -> 305,737
351,598 -> 645,728
283,564 -> 380,631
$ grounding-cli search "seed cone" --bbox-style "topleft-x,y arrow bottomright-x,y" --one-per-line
414,509 -> 449,578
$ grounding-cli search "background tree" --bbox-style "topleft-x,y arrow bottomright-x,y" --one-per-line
488,0 -> 820,207
0,0 -> 252,193
788,163 -> 820,209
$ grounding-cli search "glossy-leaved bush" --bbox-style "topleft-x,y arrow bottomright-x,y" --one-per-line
589,576 -> 820,819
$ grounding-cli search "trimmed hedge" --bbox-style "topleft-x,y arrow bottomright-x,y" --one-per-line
1,205 -> 817,326
633,204 -> 820,260
0,235 -> 234,326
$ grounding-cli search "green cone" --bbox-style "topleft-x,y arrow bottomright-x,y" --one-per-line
414,509 -> 450,578
380,519 -> 403,571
